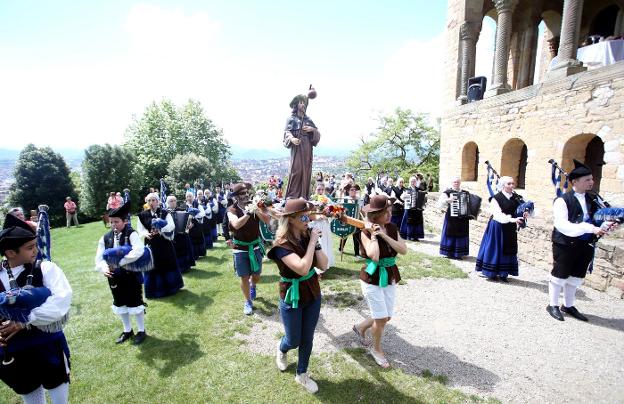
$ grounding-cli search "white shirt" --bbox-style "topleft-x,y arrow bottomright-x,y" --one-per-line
94,230 -> 146,273
0,261 -> 72,326
489,191 -> 516,224
553,191 -> 596,237
137,210 -> 175,240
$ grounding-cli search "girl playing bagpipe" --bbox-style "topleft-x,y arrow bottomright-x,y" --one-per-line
0,214 -> 72,404
95,202 -> 150,345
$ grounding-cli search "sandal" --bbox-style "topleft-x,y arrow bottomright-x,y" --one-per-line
352,325 -> 371,347
369,348 -> 390,368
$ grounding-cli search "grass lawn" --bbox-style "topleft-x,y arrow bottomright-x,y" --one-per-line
1,221 -> 491,404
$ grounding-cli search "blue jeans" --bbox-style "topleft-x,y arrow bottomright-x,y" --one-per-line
279,296 -> 321,374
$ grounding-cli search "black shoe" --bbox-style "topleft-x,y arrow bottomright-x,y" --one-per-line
560,306 -> 588,322
546,305 -> 564,321
116,330 -> 134,344
133,331 -> 147,345
500,277 -> 509,283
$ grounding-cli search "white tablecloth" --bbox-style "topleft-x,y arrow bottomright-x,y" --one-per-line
549,39 -> 624,70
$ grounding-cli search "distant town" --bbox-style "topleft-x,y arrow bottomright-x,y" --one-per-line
0,153 -> 348,204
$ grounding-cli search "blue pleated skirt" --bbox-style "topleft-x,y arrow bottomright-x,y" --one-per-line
399,209 -> 424,241
475,220 -> 518,278
439,216 -> 469,258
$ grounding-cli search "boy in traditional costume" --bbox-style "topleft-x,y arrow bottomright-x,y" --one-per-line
95,202 -> 148,344
0,214 -> 72,403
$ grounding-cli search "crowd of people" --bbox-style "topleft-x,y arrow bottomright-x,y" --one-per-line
0,157 -> 620,401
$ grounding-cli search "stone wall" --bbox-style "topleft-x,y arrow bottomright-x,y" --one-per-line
423,193 -> 624,298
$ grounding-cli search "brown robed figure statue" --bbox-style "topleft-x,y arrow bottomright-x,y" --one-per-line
283,85 -> 321,200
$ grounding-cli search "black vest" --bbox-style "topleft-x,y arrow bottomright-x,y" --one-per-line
0,262 -> 43,292
103,225 -> 135,249
493,192 -> 522,255
138,208 -> 168,231
552,191 -> 598,245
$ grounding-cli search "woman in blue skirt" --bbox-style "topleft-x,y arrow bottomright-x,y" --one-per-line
437,177 -> 470,259
399,176 -> 426,241
475,176 -> 527,282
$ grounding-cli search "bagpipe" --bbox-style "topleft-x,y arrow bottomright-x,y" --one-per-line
484,160 -> 534,229
548,159 -> 623,238
151,216 -> 174,241
0,260 -> 69,364
102,226 -> 154,272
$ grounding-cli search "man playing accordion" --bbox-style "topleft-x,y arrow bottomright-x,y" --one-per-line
0,214 -> 72,403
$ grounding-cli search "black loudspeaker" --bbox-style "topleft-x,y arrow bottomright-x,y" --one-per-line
467,76 -> 487,102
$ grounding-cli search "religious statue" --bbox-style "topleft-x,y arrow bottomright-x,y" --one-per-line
283,85 -> 321,200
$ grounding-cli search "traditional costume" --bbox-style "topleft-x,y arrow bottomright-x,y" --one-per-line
137,204 -> 183,298
188,199 -> 207,258
437,187 -> 470,259
399,185 -> 426,241
0,214 -> 72,403
547,160 -> 601,322
475,181 -> 523,280
207,195 -> 219,241
228,183 -> 265,315
283,88 -> 321,200
338,187 -> 363,257
95,203 -> 148,344
268,198 -> 324,394
169,208 -> 195,273
389,184 -> 405,227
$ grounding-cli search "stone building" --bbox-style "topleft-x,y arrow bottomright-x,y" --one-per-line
438,0 -> 624,296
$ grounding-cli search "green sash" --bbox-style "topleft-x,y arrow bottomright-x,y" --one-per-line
232,237 -> 265,273
365,256 -> 397,288
280,269 -> 315,308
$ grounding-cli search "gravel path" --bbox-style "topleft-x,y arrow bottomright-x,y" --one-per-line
242,233 -> 624,403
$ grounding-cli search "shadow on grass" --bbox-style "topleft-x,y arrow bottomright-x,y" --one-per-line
183,269 -> 220,280
253,296 -> 279,316
322,265 -> 361,281
201,254 -> 230,266
136,333 -> 204,377
316,375 -> 421,403
158,289 -> 215,314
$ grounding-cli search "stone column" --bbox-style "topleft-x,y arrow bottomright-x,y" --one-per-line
548,0 -> 586,79
485,0 -> 518,97
457,22 -> 481,104
517,23 -> 538,88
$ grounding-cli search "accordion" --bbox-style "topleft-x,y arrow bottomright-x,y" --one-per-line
172,210 -> 190,234
404,189 -> 426,210
449,191 -> 481,220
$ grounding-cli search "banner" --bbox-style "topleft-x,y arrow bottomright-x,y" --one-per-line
330,203 -> 358,237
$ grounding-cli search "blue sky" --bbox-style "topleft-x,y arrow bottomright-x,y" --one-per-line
0,1 -> 453,151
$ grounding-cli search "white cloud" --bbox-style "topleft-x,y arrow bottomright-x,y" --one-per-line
0,5 -> 447,155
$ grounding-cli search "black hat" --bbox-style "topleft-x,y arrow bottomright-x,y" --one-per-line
108,201 -> 131,219
0,214 -> 37,255
568,159 -> 592,181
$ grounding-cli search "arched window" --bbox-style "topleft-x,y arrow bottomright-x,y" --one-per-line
589,5 -> 620,38
561,134 -> 605,192
500,138 -> 528,189
461,142 -> 479,181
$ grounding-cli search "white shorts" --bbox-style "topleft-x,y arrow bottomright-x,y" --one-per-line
360,280 -> 397,319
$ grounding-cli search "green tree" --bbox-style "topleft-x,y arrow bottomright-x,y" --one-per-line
347,108 -> 440,187
8,144 -> 77,226
165,153 -> 213,197
80,144 -> 141,217
124,99 -> 233,189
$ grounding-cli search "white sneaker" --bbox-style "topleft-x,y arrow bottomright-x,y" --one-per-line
295,373 -> 318,394
276,341 -> 287,371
